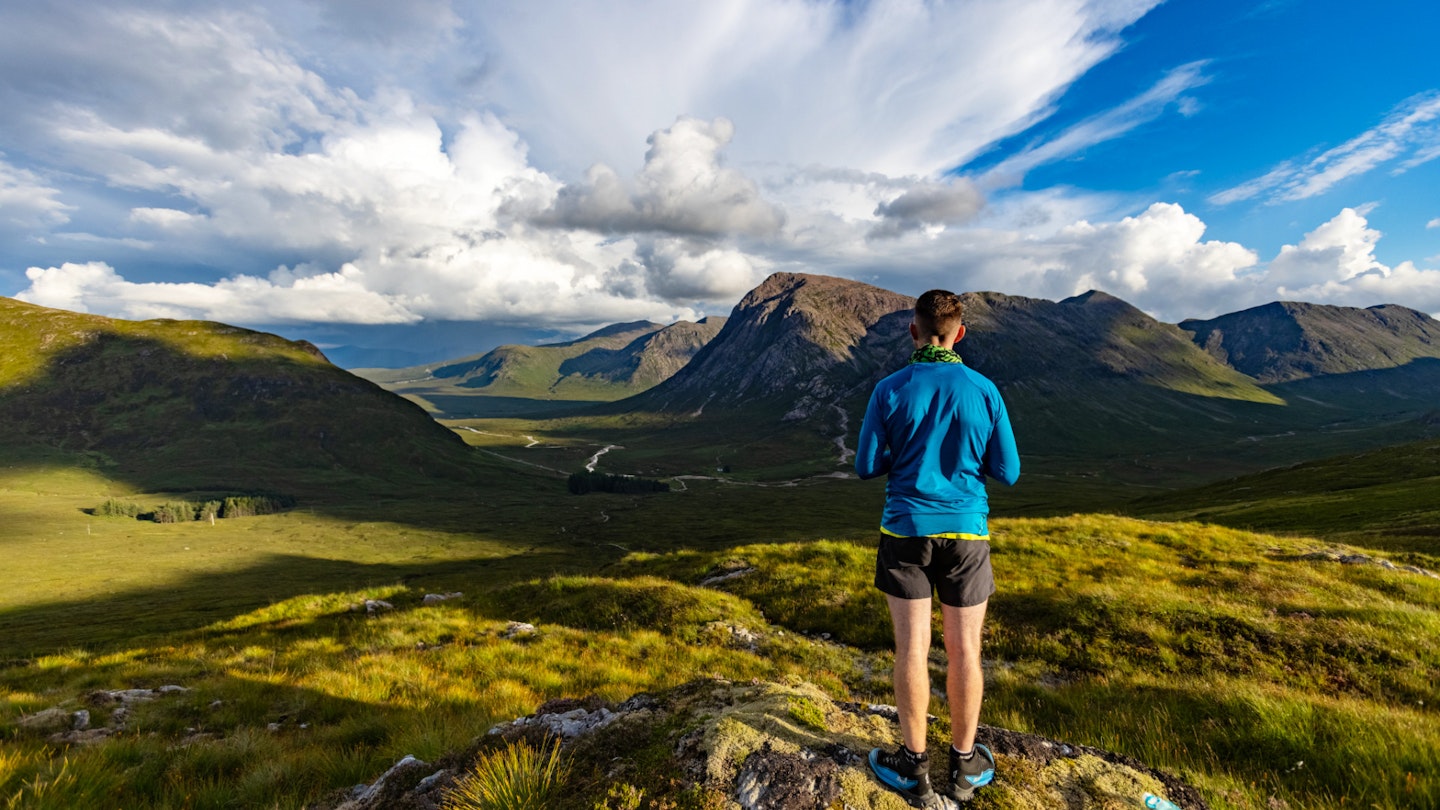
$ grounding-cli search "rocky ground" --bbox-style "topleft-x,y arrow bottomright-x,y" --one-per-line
325,677 -> 1208,810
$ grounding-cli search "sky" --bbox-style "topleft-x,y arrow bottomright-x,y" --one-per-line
2,0 -> 1439,363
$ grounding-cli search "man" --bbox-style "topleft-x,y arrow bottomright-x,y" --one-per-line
854,289 -> 1020,807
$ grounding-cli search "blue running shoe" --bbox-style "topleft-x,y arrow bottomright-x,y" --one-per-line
946,743 -> 995,802
868,746 -> 939,808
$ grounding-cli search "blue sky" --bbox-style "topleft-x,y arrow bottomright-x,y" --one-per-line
1,0 -> 1438,363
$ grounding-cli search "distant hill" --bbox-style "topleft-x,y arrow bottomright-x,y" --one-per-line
360,317 -> 726,418
1180,301 -> 1440,382
620,274 -> 1278,454
0,297 -> 479,490
591,274 -> 1440,492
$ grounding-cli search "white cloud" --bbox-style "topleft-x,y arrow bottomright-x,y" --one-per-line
1427,217 -> 1440,229
532,117 -> 783,238
473,0 -> 1161,177
0,158 -> 71,231
129,207 -> 204,228
635,239 -> 767,301
1212,91 -> 1440,205
978,61 -> 1210,188
18,261 -> 419,324
10,0 -> 1438,338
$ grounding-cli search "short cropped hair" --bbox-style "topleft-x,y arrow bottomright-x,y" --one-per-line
914,289 -> 964,339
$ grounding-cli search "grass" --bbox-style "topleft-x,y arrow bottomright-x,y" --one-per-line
1131,437 -> 1440,557
2,441 -> 1436,810
443,739 -> 570,810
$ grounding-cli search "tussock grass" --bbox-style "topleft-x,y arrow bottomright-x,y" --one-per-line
443,739 -> 570,810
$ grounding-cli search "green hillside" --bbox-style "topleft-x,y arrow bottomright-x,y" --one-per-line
359,318 -> 726,418
0,296 -> 481,493
1131,437 -> 1440,556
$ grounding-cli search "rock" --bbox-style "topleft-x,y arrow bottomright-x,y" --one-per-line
47,727 -> 114,747
109,688 -> 160,703
334,755 -> 433,810
487,706 -> 617,739
503,621 -> 536,639
18,707 -> 71,734
329,678 -> 1209,810
700,567 -> 758,586
421,592 -> 463,605
71,709 -> 90,730
364,599 -> 394,616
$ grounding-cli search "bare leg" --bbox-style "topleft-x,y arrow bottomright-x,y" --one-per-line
941,600 -> 987,752
886,594 -> 933,753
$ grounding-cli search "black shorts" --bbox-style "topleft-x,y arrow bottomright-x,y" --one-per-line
874,534 -> 996,608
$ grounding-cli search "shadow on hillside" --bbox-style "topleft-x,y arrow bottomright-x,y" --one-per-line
0,548 -> 585,660
0,328 -> 573,531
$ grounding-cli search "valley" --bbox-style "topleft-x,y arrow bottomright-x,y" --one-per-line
2,275 -> 1439,809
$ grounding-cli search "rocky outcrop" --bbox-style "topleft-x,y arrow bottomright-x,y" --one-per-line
331,678 -> 1208,810
15,685 -> 192,747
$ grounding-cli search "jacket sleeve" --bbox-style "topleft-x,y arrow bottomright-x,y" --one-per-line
982,395 -> 1020,486
853,388 -> 892,480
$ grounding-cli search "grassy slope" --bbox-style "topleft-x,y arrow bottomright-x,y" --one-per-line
2,443 -> 1437,808
1130,437 -> 1440,556
0,298 -> 480,496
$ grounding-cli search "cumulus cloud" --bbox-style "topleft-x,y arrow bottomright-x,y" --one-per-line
1041,203 -> 1258,304
8,0 -> 1437,341
1250,207 -> 1440,314
1212,91 -> 1440,205
18,261 -> 419,324
634,239 -> 767,301
870,180 -> 985,238
532,117 -> 783,238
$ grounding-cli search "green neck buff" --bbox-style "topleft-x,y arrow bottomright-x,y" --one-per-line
909,344 -> 963,364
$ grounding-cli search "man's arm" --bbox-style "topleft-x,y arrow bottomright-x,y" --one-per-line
982,397 -> 1020,486
854,389 -> 892,480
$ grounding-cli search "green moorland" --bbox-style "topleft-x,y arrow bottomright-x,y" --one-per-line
2,421 -> 1438,809
1131,437 -> 1440,556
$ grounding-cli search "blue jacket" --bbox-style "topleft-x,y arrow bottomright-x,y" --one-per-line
854,361 -> 1019,538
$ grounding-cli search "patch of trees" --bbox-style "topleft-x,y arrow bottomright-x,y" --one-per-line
567,471 -> 670,495
91,494 -> 297,523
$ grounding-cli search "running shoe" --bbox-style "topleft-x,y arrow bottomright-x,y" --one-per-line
868,746 -> 940,808
946,743 -> 995,802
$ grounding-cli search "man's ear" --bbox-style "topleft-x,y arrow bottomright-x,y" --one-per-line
909,321 -> 919,341
954,324 -> 967,343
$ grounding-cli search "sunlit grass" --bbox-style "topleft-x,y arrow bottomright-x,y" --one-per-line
1,458 -> 1436,809
443,739 -> 570,810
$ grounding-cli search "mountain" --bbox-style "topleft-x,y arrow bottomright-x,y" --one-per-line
598,274 -> 1440,493
622,274 -> 1277,446
360,317 -> 726,418
0,297 -> 479,490
1180,301 -> 1440,383
623,273 -> 914,418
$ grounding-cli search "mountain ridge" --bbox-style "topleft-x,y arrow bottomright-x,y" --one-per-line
1180,300 -> 1440,382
